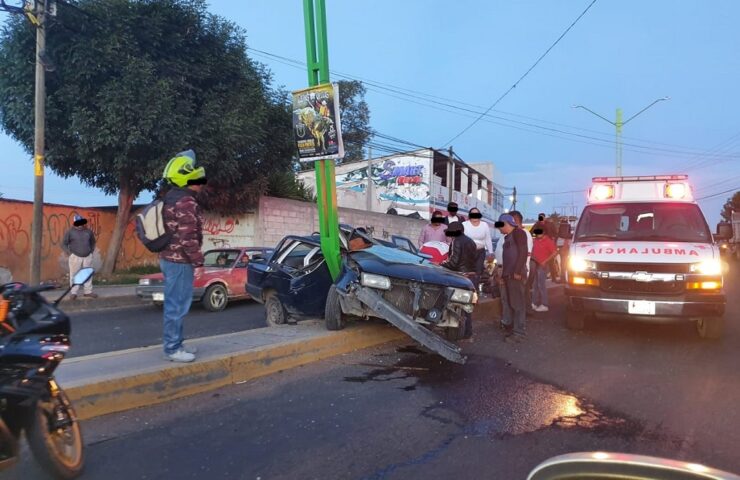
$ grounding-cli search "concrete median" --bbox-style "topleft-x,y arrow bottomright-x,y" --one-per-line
59,321 -> 405,420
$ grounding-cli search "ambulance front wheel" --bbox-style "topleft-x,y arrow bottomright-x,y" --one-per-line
696,316 -> 724,340
565,305 -> 585,330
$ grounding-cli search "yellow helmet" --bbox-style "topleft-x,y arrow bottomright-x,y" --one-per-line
162,150 -> 207,187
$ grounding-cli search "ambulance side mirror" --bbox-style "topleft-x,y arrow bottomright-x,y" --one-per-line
715,223 -> 732,241
558,222 -> 572,239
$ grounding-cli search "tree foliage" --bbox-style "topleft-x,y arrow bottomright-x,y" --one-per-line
720,191 -> 740,222
337,80 -> 370,162
0,0 -> 289,273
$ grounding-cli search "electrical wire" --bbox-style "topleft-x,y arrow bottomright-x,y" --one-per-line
696,187 -> 740,201
442,0 -> 599,146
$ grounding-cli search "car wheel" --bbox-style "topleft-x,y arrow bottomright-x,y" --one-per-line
696,316 -> 724,339
445,322 -> 464,341
202,284 -> 228,312
565,306 -> 585,330
324,285 -> 346,331
265,291 -> 287,326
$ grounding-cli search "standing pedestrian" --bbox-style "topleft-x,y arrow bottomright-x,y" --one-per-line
462,208 -> 493,289
440,221 -> 477,340
531,223 -> 558,312
418,210 -> 448,246
62,214 -> 97,300
444,202 -> 467,224
509,210 -> 534,315
159,150 -> 207,363
495,213 -> 529,343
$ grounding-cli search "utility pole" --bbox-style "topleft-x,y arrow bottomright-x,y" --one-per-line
447,147 -> 454,204
303,0 -> 341,280
511,186 -> 517,211
572,97 -> 669,177
30,0 -> 47,285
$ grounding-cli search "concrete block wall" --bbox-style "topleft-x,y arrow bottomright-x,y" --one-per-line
256,196 -> 427,248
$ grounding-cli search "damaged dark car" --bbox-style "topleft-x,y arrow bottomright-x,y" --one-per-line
246,228 -> 477,363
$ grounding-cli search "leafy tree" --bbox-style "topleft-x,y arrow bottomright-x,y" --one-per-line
336,80 -> 370,162
720,191 -> 740,222
0,0 -> 283,275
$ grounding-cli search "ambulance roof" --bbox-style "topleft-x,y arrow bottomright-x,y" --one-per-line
587,175 -> 695,204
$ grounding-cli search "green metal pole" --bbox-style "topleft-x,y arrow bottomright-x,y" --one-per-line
304,0 -> 342,280
615,108 -> 623,176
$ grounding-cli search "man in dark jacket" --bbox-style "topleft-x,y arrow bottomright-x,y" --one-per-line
441,221 -> 477,339
495,213 -> 529,343
159,150 -> 207,363
62,214 -> 97,300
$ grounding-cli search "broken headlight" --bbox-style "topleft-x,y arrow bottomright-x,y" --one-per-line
450,288 -> 475,304
361,273 -> 392,290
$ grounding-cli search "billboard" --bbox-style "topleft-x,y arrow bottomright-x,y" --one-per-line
292,83 -> 344,162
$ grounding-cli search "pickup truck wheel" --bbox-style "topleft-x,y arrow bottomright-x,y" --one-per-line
265,292 -> 287,326
697,316 -> 724,339
202,284 -> 228,312
324,285 -> 346,331
565,306 -> 586,330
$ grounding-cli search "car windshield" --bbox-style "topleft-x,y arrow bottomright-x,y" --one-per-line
575,202 -> 712,243
203,250 -> 240,268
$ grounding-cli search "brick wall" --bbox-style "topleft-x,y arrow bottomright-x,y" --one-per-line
256,196 -> 427,248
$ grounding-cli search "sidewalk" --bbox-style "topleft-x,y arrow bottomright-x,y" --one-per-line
41,284 -> 140,313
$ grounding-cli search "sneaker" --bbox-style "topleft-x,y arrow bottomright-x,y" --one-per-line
531,303 -> 538,310
166,349 -> 195,363
83,293 -> 98,298
535,305 -> 549,312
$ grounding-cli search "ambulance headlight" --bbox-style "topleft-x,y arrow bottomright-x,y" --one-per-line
569,256 -> 596,273
690,260 -> 722,275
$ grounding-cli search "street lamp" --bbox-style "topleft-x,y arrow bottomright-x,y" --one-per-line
534,196 -> 542,204
572,97 -> 670,176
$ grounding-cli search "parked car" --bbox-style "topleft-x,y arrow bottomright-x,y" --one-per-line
137,247 -> 274,312
247,228 -> 476,363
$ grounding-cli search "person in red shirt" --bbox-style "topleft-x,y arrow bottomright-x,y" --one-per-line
531,223 -> 558,312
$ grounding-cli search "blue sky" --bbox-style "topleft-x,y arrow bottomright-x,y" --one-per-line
1,0 -> 738,224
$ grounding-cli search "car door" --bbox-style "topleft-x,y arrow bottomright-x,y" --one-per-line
268,240 -> 319,313
229,251 -> 249,298
286,247 -> 332,316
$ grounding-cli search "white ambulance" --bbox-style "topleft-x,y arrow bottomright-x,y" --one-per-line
564,175 -> 727,338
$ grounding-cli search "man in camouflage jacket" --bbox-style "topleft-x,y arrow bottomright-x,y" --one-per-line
159,150 -> 207,363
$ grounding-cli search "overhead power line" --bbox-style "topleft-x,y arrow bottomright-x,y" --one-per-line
442,0 -> 599,147
696,187 -> 740,201
250,47 -> 740,161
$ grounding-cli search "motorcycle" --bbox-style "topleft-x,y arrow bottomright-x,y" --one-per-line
0,267 -> 92,479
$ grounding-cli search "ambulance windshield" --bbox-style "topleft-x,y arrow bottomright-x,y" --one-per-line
576,202 -> 712,243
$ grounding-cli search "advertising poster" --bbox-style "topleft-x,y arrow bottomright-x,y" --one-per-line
292,83 -> 344,162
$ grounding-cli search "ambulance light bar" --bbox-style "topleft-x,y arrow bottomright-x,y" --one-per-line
592,175 -> 688,183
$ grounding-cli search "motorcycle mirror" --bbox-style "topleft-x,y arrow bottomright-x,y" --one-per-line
72,268 -> 94,286
527,452 -> 740,480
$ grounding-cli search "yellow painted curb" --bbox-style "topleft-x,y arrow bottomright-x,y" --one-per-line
66,324 -> 405,420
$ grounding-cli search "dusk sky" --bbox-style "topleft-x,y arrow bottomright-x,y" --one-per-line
1,0 -> 738,224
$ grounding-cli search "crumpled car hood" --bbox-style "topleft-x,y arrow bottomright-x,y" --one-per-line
349,245 -> 474,290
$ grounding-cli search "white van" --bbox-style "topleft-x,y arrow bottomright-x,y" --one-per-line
564,175 -> 728,338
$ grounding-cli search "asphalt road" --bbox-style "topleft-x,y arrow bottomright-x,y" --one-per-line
9,264 -> 740,479
67,300 -> 267,357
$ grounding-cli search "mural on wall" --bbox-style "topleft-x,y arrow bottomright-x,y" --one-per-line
335,154 -> 432,215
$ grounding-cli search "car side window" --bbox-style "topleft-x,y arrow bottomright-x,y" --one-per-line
278,242 -> 315,270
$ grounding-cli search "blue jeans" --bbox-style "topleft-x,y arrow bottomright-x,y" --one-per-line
532,263 -> 548,307
502,277 -> 526,337
160,260 -> 194,355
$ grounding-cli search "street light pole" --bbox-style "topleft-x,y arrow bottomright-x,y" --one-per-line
572,97 -> 669,176
30,0 -> 47,284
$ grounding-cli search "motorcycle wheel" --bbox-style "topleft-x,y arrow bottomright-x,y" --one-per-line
26,388 -> 85,479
